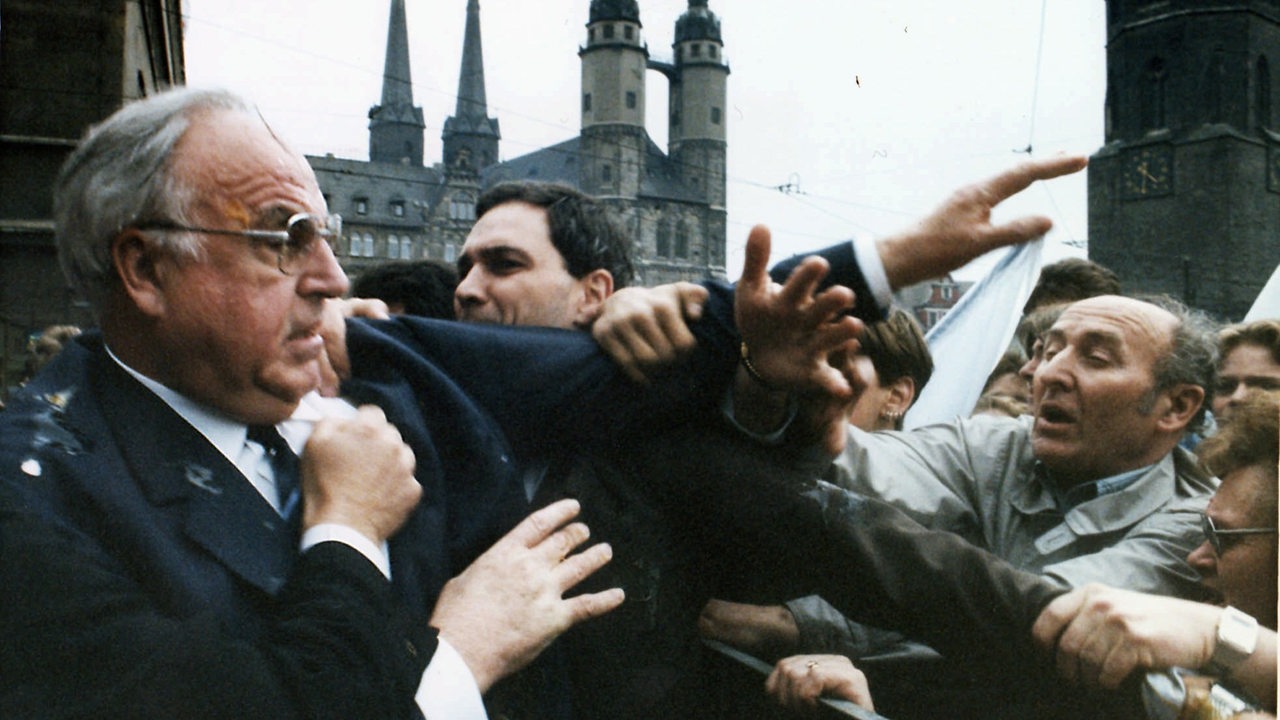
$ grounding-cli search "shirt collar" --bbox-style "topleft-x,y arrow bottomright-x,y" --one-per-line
1043,463 -> 1153,512
104,345 -> 346,459
107,345 -> 250,467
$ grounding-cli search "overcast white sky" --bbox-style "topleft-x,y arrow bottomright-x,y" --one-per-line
183,0 -> 1107,280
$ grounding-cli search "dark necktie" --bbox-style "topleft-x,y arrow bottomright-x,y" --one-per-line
247,424 -> 300,523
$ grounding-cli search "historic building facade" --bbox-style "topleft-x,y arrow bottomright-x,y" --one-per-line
0,0 -> 184,394
311,0 -> 730,286
1088,0 -> 1280,320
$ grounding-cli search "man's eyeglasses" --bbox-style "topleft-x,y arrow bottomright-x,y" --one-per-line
1201,512 -> 1277,555
136,213 -> 342,275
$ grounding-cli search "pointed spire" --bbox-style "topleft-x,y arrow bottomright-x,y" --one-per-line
380,0 -> 414,107
369,0 -> 424,165
454,0 -> 487,120
443,0 -> 499,172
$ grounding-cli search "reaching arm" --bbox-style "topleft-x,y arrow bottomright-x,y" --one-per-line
1033,584 -> 1277,709
875,154 -> 1087,289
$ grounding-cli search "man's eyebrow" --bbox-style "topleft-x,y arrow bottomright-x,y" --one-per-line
1072,329 -> 1127,357
1043,326 -> 1125,350
476,245 -> 529,263
253,206 -> 295,229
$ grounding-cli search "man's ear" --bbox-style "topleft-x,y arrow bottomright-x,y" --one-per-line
111,230 -> 169,317
1155,383 -> 1205,432
573,268 -> 615,328
883,376 -> 917,416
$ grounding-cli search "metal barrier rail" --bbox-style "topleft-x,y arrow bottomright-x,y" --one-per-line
700,639 -> 890,720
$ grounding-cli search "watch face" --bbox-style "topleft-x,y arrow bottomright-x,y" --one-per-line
1120,146 -> 1173,199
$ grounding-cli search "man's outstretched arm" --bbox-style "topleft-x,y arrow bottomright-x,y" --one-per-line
596,155 -> 1088,382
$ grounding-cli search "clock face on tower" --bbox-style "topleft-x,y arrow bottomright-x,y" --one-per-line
1120,145 -> 1173,200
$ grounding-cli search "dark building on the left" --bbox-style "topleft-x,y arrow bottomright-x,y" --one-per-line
0,0 -> 185,396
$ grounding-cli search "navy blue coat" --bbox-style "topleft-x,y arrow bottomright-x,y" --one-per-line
0,284 -> 741,720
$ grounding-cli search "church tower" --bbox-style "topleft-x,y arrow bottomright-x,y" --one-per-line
669,0 -> 729,210
1088,0 -> 1280,320
368,0 -> 425,166
578,0 -> 649,197
442,0 -> 500,173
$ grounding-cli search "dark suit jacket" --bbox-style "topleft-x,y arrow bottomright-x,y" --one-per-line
0,339 -> 431,720
0,284 -> 742,720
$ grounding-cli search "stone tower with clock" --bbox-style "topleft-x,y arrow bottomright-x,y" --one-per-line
1088,0 -> 1280,320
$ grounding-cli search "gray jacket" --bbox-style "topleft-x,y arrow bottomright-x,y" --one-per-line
789,414 -> 1217,656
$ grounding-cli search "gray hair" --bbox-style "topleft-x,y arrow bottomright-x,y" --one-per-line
1135,294 -> 1221,434
53,87 -> 256,314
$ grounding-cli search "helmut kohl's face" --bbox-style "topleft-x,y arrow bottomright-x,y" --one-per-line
131,109 -> 348,424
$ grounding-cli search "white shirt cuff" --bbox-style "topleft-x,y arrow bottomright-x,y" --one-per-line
300,523 -> 392,579
416,637 -> 488,720
851,236 -> 893,316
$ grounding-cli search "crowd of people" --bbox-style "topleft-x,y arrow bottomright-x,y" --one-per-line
1,85 -> 1276,720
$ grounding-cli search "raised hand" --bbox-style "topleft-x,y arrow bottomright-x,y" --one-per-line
877,154 -> 1088,289
734,224 -> 864,400
430,499 -> 625,692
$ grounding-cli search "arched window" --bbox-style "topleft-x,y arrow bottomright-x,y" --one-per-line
656,220 -> 672,257
388,235 -> 400,258
1140,57 -> 1166,130
449,196 -> 475,220
676,220 -> 692,259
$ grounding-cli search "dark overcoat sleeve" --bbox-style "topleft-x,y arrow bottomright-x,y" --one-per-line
770,240 -> 885,322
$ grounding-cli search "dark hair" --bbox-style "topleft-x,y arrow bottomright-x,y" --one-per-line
1023,258 -> 1121,315
476,181 -> 635,288
351,259 -> 458,320
861,309 -> 933,399
983,348 -> 1029,393
1017,304 -> 1067,356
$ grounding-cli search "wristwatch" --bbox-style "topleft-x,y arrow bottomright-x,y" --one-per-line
1206,606 -> 1258,677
